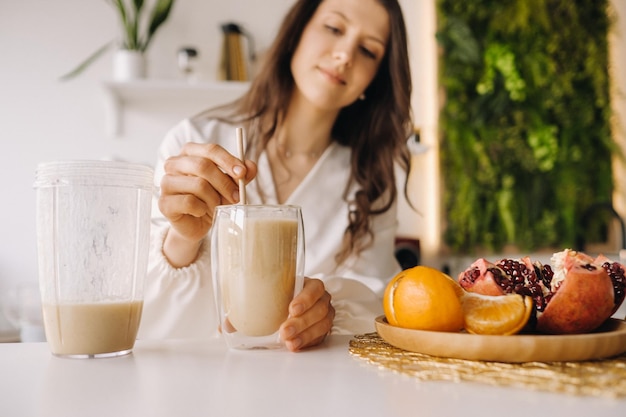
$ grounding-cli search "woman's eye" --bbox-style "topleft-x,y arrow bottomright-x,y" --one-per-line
360,46 -> 377,60
324,25 -> 341,35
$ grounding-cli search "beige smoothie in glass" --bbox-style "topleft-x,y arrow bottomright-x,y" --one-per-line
212,205 -> 304,349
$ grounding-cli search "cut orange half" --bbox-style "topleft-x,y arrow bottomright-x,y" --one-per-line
461,292 -> 534,335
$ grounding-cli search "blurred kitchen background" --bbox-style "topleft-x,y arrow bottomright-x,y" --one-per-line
0,0 -> 625,340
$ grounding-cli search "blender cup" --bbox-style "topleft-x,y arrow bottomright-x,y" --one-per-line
34,160 -> 153,358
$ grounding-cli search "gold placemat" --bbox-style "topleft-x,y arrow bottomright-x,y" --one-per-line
349,332 -> 626,398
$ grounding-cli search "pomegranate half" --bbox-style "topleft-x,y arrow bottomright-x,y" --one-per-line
457,249 -> 625,334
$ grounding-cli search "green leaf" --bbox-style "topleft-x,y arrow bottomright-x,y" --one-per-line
133,0 -> 144,12
109,0 -> 135,49
142,0 -> 175,52
59,41 -> 114,81
129,0 -> 144,50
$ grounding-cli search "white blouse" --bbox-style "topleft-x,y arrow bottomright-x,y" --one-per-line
138,117 -> 402,339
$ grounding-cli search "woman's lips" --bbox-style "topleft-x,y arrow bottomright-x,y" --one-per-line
318,66 -> 346,85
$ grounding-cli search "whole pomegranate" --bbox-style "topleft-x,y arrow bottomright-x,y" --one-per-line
457,249 -> 625,334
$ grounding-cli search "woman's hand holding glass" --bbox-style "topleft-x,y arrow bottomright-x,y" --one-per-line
280,278 -> 335,352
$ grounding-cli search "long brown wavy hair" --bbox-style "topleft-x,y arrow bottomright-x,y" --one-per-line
201,0 -> 413,263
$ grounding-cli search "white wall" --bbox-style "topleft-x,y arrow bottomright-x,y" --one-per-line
0,0 -> 428,295
0,0 -> 293,295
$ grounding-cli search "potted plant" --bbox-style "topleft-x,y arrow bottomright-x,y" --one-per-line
61,0 -> 176,81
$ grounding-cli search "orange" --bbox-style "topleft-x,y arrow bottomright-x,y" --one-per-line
383,266 -> 465,332
444,273 -> 467,299
461,292 -> 533,335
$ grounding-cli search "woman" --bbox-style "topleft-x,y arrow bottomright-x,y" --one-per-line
139,0 -> 413,351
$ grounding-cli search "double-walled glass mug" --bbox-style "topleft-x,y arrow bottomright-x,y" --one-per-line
34,160 -> 153,358
211,205 -> 305,349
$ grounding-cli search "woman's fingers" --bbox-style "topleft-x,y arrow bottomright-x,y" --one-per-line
242,159 -> 258,183
160,171 -> 223,212
284,298 -> 335,352
180,142 -> 245,174
158,142 -> 260,257
163,155 -> 239,205
164,143 -> 258,203
179,142 -> 258,184
280,279 -> 335,352
289,278 -> 327,316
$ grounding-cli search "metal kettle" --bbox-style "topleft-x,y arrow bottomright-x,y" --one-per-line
218,22 -> 255,81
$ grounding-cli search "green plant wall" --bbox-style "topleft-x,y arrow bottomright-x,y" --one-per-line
436,0 -> 616,253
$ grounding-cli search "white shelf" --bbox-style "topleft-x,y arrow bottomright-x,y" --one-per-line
102,79 -> 250,136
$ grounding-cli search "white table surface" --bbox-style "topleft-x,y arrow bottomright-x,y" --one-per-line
1,335 -> 625,417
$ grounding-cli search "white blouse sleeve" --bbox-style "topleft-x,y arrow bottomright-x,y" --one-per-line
138,227 -> 217,340
138,119 -> 222,340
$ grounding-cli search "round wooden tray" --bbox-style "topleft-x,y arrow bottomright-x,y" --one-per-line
374,316 -> 626,363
